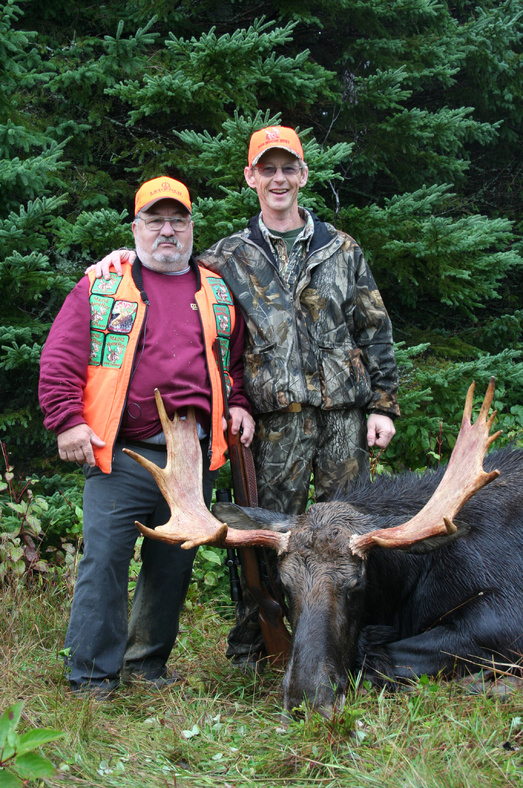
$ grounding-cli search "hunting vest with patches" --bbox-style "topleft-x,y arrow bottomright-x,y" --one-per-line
84,263 -> 236,473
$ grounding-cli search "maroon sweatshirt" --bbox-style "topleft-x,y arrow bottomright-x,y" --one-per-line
39,264 -> 250,441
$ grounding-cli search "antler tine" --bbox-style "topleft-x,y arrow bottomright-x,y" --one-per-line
221,528 -> 291,554
124,390 -> 292,552
463,378 -> 501,448
350,377 -> 502,559
122,389 -> 228,549
461,377 -> 476,423
153,387 -> 176,440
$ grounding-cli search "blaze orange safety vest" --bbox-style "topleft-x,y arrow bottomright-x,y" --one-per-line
83,263 -> 235,473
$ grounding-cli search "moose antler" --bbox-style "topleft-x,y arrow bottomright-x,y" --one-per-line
123,389 -> 289,553
349,377 -> 502,559
122,390 -> 227,549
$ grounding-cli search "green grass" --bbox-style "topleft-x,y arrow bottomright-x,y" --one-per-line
1,578 -> 523,787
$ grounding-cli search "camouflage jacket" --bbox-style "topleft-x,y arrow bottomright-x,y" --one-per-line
198,211 -> 399,418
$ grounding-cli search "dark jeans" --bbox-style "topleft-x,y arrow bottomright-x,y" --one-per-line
65,438 -> 216,690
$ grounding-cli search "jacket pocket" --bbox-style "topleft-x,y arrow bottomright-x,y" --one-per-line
318,344 -> 372,409
243,343 -> 281,412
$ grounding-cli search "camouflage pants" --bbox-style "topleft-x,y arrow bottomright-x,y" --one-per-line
226,407 -> 368,664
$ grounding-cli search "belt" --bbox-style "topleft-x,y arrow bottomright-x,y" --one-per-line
280,403 -> 302,413
117,438 -> 167,453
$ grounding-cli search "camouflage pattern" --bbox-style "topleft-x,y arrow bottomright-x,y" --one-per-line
199,209 -> 399,419
226,571 -> 267,667
257,209 -> 315,287
200,209 -> 399,665
252,406 -> 368,512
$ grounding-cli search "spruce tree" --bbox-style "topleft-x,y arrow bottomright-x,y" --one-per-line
1,0 -> 522,470
0,2 -> 135,466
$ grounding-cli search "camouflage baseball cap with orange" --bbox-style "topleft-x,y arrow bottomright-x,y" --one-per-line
135,176 -> 192,216
248,126 -> 304,167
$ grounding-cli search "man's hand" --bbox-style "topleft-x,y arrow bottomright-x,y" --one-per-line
367,413 -> 395,449
85,249 -> 137,279
57,424 -> 106,467
226,407 -> 255,447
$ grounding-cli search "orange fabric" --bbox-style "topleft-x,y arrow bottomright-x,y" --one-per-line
248,126 -> 304,166
84,269 -> 146,473
195,269 -> 236,471
134,176 -> 192,215
84,266 -> 234,474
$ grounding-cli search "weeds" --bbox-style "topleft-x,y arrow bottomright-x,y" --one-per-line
0,443 -> 49,580
1,579 -> 523,787
0,445 -> 83,586
0,701 -> 65,786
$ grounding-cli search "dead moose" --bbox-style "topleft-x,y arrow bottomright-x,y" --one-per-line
124,378 -> 523,717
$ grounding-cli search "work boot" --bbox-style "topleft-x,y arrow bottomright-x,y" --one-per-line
70,678 -> 119,701
229,654 -> 267,675
121,667 -> 182,689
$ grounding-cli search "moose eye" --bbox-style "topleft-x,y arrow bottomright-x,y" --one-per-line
345,567 -> 365,594
346,578 -> 359,593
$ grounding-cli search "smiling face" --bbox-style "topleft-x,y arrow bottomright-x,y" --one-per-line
132,197 -> 193,272
244,149 -> 308,229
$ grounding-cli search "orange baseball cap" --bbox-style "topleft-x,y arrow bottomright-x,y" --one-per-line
248,126 -> 304,167
135,176 -> 191,216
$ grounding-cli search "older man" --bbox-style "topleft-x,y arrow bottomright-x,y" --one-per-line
39,176 -> 254,697
95,127 -> 400,669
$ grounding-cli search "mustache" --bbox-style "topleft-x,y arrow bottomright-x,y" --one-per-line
153,235 -> 181,250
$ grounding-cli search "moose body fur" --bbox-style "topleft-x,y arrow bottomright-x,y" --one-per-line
216,447 -> 523,714
129,380 -> 522,717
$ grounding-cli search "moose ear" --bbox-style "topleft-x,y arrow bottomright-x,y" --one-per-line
212,503 -> 295,533
393,520 -> 470,555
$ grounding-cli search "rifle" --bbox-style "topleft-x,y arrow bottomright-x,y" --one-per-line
214,340 -> 291,666
215,487 -> 242,602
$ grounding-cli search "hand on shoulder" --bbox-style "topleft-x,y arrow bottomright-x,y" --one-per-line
85,249 -> 136,279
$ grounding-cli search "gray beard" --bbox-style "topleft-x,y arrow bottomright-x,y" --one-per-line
134,238 -> 193,272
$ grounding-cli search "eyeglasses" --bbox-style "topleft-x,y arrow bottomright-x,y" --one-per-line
254,164 -> 303,178
138,216 -> 191,232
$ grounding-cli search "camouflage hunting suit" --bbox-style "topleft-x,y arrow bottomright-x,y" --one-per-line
199,210 -> 399,421
199,209 -> 399,664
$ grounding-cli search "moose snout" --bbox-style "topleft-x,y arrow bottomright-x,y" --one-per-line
282,626 -> 349,719
282,658 -> 347,719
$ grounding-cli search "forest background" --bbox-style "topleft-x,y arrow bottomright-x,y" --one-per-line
0,0 -> 522,567
0,2 -> 523,785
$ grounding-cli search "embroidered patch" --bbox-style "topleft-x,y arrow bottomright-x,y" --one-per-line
216,335 -> 231,372
91,273 -> 123,295
208,278 -> 233,305
108,301 -> 138,333
214,304 -> 231,337
90,295 -> 113,330
102,334 -> 129,368
89,330 -> 104,366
